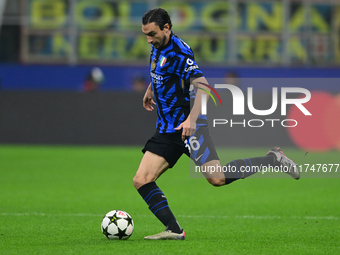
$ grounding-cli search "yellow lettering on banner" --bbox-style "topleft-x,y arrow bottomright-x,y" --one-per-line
289,38 -> 307,61
237,37 -> 252,62
159,2 -> 194,31
76,1 -> 114,29
79,33 -> 101,59
237,36 -> 281,62
98,34 -> 126,59
109,34 -> 127,60
52,33 -> 71,56
128,35 -> 150,59
201,2 -> 229,32
335,6 -> 340,62
78,33 -> 149,60
289,7 -> 303,32
247,3 -> 282,32
119,2 -> 138,30
102,34 -> 116,59
254,37 -> 280,62
110,34 -> 127,58
290,6 -> 329,32
181,35 -> 199,49
31,0 -> 66,28
180,35 -> 201,61
119,2 -> 129,29
201,37 -> 226,62
181,35 -> 226,62
103,34 -> 134,59
310,8 -> 329,32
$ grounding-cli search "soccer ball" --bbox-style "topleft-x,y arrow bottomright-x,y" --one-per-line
101,210 -> 134,240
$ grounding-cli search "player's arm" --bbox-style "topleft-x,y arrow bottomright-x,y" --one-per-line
175,77 -> 210,140
189,76 -> 210,124
143,82 -> 156,111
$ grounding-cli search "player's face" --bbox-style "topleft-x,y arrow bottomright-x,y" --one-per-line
142,22 -> 170,49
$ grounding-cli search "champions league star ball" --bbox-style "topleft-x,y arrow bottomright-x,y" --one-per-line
101,210 -> 134,240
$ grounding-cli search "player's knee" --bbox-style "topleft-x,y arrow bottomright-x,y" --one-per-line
132,174 -> 150,190
207,178 -> 225,187
132,175 -> 144,190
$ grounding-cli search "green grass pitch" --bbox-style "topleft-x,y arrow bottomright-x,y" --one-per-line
0,145 -> 339,254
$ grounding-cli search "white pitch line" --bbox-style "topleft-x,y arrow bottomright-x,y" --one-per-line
178,215 -> 338,220
0,212 -> 103,217
0,212 -> 338,220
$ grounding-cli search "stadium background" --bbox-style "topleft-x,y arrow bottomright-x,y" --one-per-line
1,0 -> 340,151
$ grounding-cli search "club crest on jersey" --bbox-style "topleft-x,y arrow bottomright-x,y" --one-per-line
159,56 -> 167,67
151,58 -> 157,71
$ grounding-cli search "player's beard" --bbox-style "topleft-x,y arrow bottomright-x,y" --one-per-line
154,35 -> 167,49
160,35 -> 166,47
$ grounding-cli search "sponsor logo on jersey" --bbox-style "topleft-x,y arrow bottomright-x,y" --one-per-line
151,72 -> 164,85
151,72 -> 163,80
185,65 -> 199,72
186,58 -> 194,65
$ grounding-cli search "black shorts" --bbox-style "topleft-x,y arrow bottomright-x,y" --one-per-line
142,125 -> 219,168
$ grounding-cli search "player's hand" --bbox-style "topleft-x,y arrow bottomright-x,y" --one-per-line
143,89 -> 156,111
175,118 -> 196,141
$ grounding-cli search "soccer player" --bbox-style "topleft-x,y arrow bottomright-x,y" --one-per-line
133,8 -> 299,240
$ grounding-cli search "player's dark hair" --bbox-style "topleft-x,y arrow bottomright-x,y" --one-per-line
142,8 -> 172,30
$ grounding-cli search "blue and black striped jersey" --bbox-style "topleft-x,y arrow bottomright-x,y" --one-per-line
149,32 -> 206,133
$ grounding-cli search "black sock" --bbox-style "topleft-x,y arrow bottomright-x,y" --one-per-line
137,182 -> 182,234
223,155 -> 276,185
